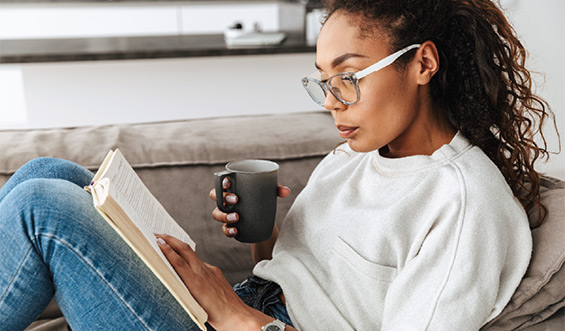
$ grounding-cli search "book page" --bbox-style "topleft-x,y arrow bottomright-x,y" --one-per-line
96,150 -> 195,275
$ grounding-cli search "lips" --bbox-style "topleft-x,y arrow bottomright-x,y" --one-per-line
337,125 -> 359,138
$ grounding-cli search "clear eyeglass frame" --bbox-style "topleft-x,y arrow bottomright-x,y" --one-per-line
301,44 -> 421,108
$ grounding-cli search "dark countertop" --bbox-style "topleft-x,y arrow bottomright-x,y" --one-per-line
0,33 -> 315,63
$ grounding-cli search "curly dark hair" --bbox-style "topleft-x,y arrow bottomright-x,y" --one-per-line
322,0 -> 560,226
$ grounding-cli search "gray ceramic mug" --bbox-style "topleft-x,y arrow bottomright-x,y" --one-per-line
214,159 -> 279,243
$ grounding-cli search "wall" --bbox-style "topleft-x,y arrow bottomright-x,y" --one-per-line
503,0 -> 565,179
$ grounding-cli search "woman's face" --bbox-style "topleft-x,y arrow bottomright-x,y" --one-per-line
316,12 -> 424,155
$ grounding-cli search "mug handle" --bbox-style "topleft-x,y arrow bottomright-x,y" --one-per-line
214,170 -> 236,213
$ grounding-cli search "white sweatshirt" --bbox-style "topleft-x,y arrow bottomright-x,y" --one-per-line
253,132 -> 532,331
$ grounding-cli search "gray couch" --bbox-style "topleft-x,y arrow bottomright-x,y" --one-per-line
0,111 -> 562,330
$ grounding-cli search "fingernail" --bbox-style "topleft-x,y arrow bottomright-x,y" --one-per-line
228,228 -> 237,236
227,213 -> 238,222
156,238 -> 166,245
225,195 -> 237,204
222,178 -> 229,188
154,232 -> 163,237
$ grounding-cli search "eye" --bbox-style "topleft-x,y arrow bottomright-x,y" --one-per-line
340,75 -> 355,86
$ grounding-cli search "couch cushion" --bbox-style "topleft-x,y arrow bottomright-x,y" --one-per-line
1,111 -> 338,175
481,177 -> 565,330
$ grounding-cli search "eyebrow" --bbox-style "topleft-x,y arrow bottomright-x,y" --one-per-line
315,53 -> 369,70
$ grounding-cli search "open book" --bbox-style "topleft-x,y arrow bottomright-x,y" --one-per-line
87,149 -> 207,330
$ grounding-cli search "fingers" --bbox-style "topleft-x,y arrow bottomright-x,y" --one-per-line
222,223 -> 238,237
156,236 -> 196,283
209,177 -> 231,201
210,180 -> 287,203
209,189 -> 238,203
156,234 -> 228,301
278,185 -> 291,198
209,177 -> 237,205
210,176 -> 238,239
211,207 -> 238,238
212,207 -> 238,223
212,186 -> 288,201
157,234 -> 202,271
211,208 -> 238,238
157,234 -> 228,289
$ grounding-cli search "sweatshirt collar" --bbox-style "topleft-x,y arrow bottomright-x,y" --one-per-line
371,131 -> 472,175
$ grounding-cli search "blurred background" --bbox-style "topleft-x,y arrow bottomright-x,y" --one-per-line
0,0 -> 562,178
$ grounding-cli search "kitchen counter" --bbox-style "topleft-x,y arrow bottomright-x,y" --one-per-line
0,33 -> 315,63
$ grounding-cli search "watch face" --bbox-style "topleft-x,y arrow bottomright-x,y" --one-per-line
265,326 -> 282,331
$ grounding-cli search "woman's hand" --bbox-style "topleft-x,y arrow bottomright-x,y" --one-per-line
156,234 -> 275,330
209,178 -> 291,238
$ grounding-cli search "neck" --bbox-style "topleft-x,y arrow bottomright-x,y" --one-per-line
382,98 -> 457,158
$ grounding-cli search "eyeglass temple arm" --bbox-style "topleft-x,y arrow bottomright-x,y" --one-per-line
355,44 -> 422,80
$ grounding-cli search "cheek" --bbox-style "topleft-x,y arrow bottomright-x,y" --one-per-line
348,78 -> 417,151
361,73 -> 406,106
357,78 -> 410,124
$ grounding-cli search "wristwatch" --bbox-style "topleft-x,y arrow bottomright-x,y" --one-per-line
261,319 -> 286,331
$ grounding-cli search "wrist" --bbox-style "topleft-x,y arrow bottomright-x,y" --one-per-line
245,317 -> 279,331
217,304 -> 275,331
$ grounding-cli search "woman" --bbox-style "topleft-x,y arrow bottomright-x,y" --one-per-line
0,0 -> 556,330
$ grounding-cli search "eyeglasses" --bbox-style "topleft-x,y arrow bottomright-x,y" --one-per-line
301,44 -> 421,108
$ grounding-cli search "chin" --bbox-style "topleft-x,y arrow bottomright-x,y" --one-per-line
346,140 -> 380,153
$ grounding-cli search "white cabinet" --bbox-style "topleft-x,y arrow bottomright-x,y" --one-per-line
180,2 -> 304,34
0,4 -> 179,39
0,1 -> 305,40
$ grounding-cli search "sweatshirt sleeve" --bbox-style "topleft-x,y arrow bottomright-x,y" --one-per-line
380,170 -> 532,331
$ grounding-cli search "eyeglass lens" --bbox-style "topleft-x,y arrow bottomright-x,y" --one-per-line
328,74 -> 357,103
304,79 -> 327,106
305,74 -> 358,107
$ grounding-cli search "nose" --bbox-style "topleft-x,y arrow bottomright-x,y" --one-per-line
323,90 -> 346,112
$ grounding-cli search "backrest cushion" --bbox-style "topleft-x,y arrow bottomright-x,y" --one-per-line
481,176 -> 565,330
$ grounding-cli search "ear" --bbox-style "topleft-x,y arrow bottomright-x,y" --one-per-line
414,41 -> 440,85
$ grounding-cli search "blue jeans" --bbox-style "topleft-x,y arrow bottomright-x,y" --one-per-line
234,276 -> 293,327
0,158 -> 290,330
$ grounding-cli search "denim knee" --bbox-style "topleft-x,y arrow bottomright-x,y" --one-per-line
19,157 -> 93,185
0,177 -> 95,238
19,157 -> 71,172
0,158 -> 94,203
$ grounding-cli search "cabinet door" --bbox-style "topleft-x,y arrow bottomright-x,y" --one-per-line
180,3 -> 280,34
0,4 -> 179,39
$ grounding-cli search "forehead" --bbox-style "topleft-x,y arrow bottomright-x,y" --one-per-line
316,12 -> 390,69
